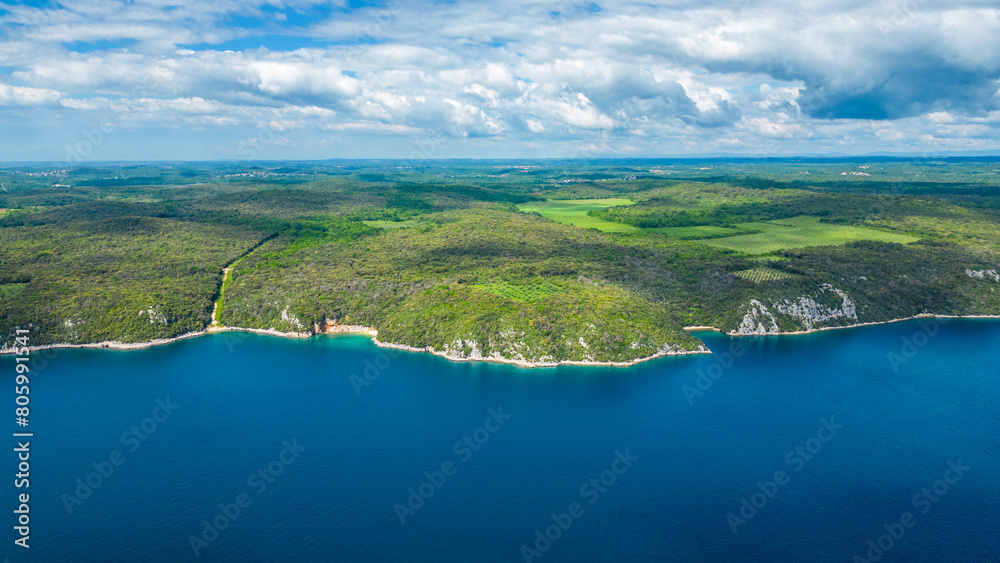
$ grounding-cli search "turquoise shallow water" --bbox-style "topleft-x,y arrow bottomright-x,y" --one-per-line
3,318 -> 999,562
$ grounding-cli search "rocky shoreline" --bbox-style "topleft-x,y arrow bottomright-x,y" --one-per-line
0,326 -> 313,355
370,338 -> 710,368
694,313 -> 1000,337
0,323 -> 709,367
3,314 -> 998,365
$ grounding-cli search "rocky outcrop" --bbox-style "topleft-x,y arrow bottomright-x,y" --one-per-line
735,285 -> 858,334
381,333 -> 708,367
312,317 -> 377,336
138,306 -> 168,325
403,328 -> 708,366
966,269 -> 1000,282
441,334 -> 559,364
280,305 -> 305,330
774,284 -> 857,331
735,299 -> 780,335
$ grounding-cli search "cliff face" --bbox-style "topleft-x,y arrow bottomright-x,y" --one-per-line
736,300 -> 780,335
733,284 -> 859,335
774,284 -> 858,331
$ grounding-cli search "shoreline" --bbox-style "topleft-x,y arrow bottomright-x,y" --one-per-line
0,323 -> 709,367
685,313 -> 1000,337
370,339 -> 711,368
3,314 -> 999,365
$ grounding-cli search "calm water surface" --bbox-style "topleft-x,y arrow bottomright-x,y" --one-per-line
4,319 -> 999,562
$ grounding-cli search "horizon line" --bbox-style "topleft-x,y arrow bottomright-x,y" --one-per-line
3,153 -> 1000,166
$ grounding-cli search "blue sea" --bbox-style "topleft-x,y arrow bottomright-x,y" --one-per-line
3,318 -> 999,562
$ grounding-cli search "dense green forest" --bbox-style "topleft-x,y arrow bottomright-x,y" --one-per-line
1,159 -> 998,363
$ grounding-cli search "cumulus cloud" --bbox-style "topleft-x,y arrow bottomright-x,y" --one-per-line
0,0 -> 997,160
0,84 -> 62,106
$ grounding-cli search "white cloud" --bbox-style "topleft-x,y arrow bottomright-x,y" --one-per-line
0,0 -> 997,159
0,84 -> 62,106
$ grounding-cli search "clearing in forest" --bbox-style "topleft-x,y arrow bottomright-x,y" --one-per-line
363,220 -> 432,230
517,198 -> 638,233
0,283 -> 27,298
701,216 -> 919,254
474,281 -> 565,302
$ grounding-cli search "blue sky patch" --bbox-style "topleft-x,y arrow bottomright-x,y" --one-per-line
0,0 -> 996,160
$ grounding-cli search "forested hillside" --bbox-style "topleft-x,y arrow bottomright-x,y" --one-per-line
2,159 -> 998,363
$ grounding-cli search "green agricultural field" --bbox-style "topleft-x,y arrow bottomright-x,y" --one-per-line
0,206 -> 46,218
701,216 -> 919,255
213,268 -> 233,323
733,267 -> 797,283
0,282 -> 27,298
2,160 -> 998,362
750,255 -> 790,262
363,220 -> 431,230
517,198 -> 639,233
473,281 -> 565,302
645,225 -> 742,238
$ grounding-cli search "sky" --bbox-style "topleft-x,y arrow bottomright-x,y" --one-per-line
0,0 -> 998,162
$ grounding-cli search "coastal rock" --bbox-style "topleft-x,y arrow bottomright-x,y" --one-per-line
774,284 -> 858,331
280,305 -> 305,330
966,268 -> 1000,282
0,323 -> 709,367
138,306 -> 168,325
735,285 -> 858,334
312,317 -> 377,336
659,342 -> 706,355
440,336 -> 518,363
443,335 -> 529,363
420,326 -> 707,366
735,299 -> 780,335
